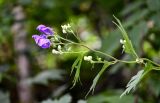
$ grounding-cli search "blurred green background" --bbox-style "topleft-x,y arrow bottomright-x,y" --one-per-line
0,0 -> 160,103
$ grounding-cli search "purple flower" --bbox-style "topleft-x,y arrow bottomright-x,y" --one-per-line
36,24 -> 54,35
32,35 -> 51,49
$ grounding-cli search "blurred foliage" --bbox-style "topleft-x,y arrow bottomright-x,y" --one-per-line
0,91 -> 10,103
0,0 -> 160,103
41,94 -> 72,103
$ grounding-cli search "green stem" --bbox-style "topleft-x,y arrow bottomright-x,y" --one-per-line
58,35 -> 75,43
78,43 -> 118,61
58,35 -> 160,66
70,30 -> 81,42
152,67 -> 160,71
142,58 -> 160,67
58,36 -> 140,64
63,51 -> 87,54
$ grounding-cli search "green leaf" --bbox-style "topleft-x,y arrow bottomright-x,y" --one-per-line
120,70 -> 144,98
101,29 -> 121,55
129,21 -> 148,54
121,1 -> 143,16
113,16 -> 138,58
121,63 -> 153,97
71,56 -> 81,75
123,9 -> 149,27
30,69 -> 65,85
86,62 -> 112,96
71,54 -> 84,88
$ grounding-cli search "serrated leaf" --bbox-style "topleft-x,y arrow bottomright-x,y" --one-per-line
113,16 -> 138,58
71,56 -> 81,75
71,54 -> 84,88
120,70 -> 144,98
121,63 -> 153,97
86,62 -> 112,96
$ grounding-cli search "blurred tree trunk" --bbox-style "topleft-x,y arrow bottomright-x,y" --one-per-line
11,6 -> 33,103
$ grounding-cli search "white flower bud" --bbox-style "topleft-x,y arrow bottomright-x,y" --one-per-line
120,39 -> 126,44
120,39 -> 124,44
58,45 -> 61,51
84,56 -> 92,62
52,49 -> 60,54
122,45 -> 125,49
67,24 -> 71,28
62,29 -> 67,33
61,24 -> 71,33
136,58 -> 143,63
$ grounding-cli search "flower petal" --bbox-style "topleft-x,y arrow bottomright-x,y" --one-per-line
32,35 -> 41,44
37,38 -> 51,48
36,24 -> 54,35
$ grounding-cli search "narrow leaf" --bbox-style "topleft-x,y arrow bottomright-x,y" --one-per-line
120,62 -> 153,98
120,70 -> 144,98
71,56 -> 81,75
86,62 -> 112,97
71,54 -> 84,88
113,15 -> 138,58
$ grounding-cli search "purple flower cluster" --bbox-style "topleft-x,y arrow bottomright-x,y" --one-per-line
32,25 -> 54,49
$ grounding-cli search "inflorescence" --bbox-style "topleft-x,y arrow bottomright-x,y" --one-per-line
32,17 -> 160,98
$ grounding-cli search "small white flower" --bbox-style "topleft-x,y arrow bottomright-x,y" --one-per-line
120,39 -> 124,44
67,24 -> 71,28
136,58 -> 143,63
61,25 -> 67,29
52,49 -> 63,54
120,39 -> 126,52
84,56 -> 92,62
62,29 -> 67,33
58,45 -> 61,51
136,58 -> 139,62
52,49 -> 59,54
61,24 -> 71,33
120,39 -> 126,44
